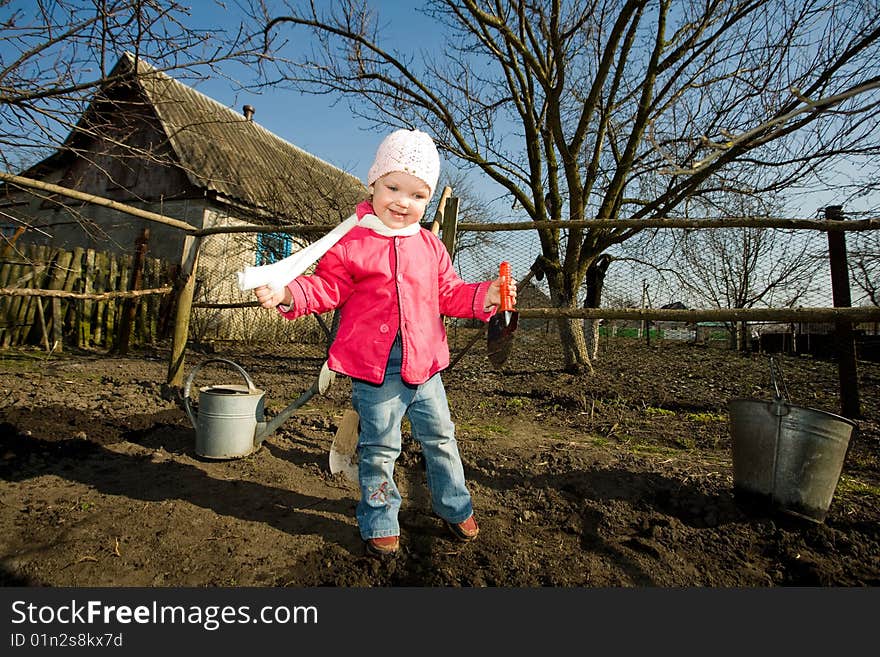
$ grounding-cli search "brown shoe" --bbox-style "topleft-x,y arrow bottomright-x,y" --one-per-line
446,514 -> 479,542
365,535 -> 400,557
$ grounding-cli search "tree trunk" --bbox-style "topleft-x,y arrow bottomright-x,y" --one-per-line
545,258 -> 598,373
585,319 -> 601,361
582,255 -> 612,362
558,314 -> 592,373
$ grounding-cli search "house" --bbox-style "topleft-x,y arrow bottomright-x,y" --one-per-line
0,53 -> 366,342
656,301 -> 695,341
758,321 -> 878,361
517,280 -> 553,331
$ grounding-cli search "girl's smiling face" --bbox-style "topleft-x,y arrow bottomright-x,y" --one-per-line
370,171 -> 430,229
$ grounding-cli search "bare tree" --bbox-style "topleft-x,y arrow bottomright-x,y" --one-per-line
0,0 -> 263,175
849,232 -> 879,307
256,0 -> 880,372
674,225 -> 821,349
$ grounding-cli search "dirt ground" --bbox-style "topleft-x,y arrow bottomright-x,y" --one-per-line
0,333 -> 878,587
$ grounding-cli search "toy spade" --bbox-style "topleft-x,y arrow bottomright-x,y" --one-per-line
329,408 -> 360,483
486,261 -> 518,367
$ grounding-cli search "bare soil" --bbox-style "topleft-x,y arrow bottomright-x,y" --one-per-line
0,334 -> 878,587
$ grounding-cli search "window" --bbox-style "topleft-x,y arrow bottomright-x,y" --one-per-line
256,232 -> 292,266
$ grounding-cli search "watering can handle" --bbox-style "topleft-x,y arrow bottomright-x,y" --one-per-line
183,358 -> 258,429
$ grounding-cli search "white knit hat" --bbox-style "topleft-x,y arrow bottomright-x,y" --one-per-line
367,129 -> 440,198
238,130 -> 440,292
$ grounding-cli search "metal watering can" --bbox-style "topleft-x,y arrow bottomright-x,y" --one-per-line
184,358 -> 335,459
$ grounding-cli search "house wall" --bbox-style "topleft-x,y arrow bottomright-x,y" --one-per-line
190,207 -> 329,344
4,178 -> 202,262
2,109 -> 205,263
2,169 -> 334,344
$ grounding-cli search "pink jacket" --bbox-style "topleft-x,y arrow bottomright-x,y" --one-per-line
278,217 -> 495,384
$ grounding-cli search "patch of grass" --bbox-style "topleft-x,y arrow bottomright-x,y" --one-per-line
629,442 -> 682,457
837,476 -> 880,498
598,396 -> 634,411
672,434 -> 697,449
842,453 -> 878,470
503,397 -> 528,410
644,406 -> 675,416
0,358 -> 39,373
685,411 -> 727,423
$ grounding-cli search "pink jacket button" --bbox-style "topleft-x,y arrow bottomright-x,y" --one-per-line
379,324 -> 389,333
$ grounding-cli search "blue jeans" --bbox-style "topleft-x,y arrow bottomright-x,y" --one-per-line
351,336 -> 473,539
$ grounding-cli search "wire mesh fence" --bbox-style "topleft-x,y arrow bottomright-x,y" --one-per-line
183,210 -> 879,370
450,223 -> 880,310
443,219 -> 880,365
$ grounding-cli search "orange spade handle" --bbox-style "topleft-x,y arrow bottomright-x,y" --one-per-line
498,261 -> 514,312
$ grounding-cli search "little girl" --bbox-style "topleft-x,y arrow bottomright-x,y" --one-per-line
253,129 -> 515,557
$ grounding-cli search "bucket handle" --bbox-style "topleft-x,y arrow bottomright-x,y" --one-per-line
769,356 -> 790,403
767,356 -> 792,417
183,358 -> 259,429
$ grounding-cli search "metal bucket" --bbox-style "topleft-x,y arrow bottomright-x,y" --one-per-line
728,397 -> 856,523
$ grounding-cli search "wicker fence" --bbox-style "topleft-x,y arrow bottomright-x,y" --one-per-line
0,242 -> 175,352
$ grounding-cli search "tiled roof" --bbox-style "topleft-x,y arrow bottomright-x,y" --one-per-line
117,53 -> 366,223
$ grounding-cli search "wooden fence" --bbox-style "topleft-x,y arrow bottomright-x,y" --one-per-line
0,242 -> 175,352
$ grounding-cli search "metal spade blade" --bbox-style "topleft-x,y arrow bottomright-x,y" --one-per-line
487,309 -> 518,367
486,261 -> 518,367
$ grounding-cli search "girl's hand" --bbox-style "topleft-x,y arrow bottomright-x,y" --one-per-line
254,285 -> 291,309
485,276 -> 516,310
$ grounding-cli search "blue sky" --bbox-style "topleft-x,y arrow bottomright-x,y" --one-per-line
0,1 -> 445,188
2,0 -> 874,221
195,2 -> 447,191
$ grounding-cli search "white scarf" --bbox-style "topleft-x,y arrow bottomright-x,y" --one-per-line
236,213 -> 420,291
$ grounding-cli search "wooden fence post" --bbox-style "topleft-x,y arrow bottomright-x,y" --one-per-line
825,205 -> 860,419
47,250 -> 73,353
440,196 -> 459,258
116,228 -> 150,355
91,254 -> 108,347
32,247 -> 51,351
167,234 -> 201,387
1,250 -> 26,347
76,248 -> 96,349
431,186 -> 452,235
105,254 -> 118,347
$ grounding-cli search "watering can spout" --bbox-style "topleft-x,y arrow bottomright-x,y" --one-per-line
255,361 -> 336,443
254,420 -> 269,446
255,399 -> 305,444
